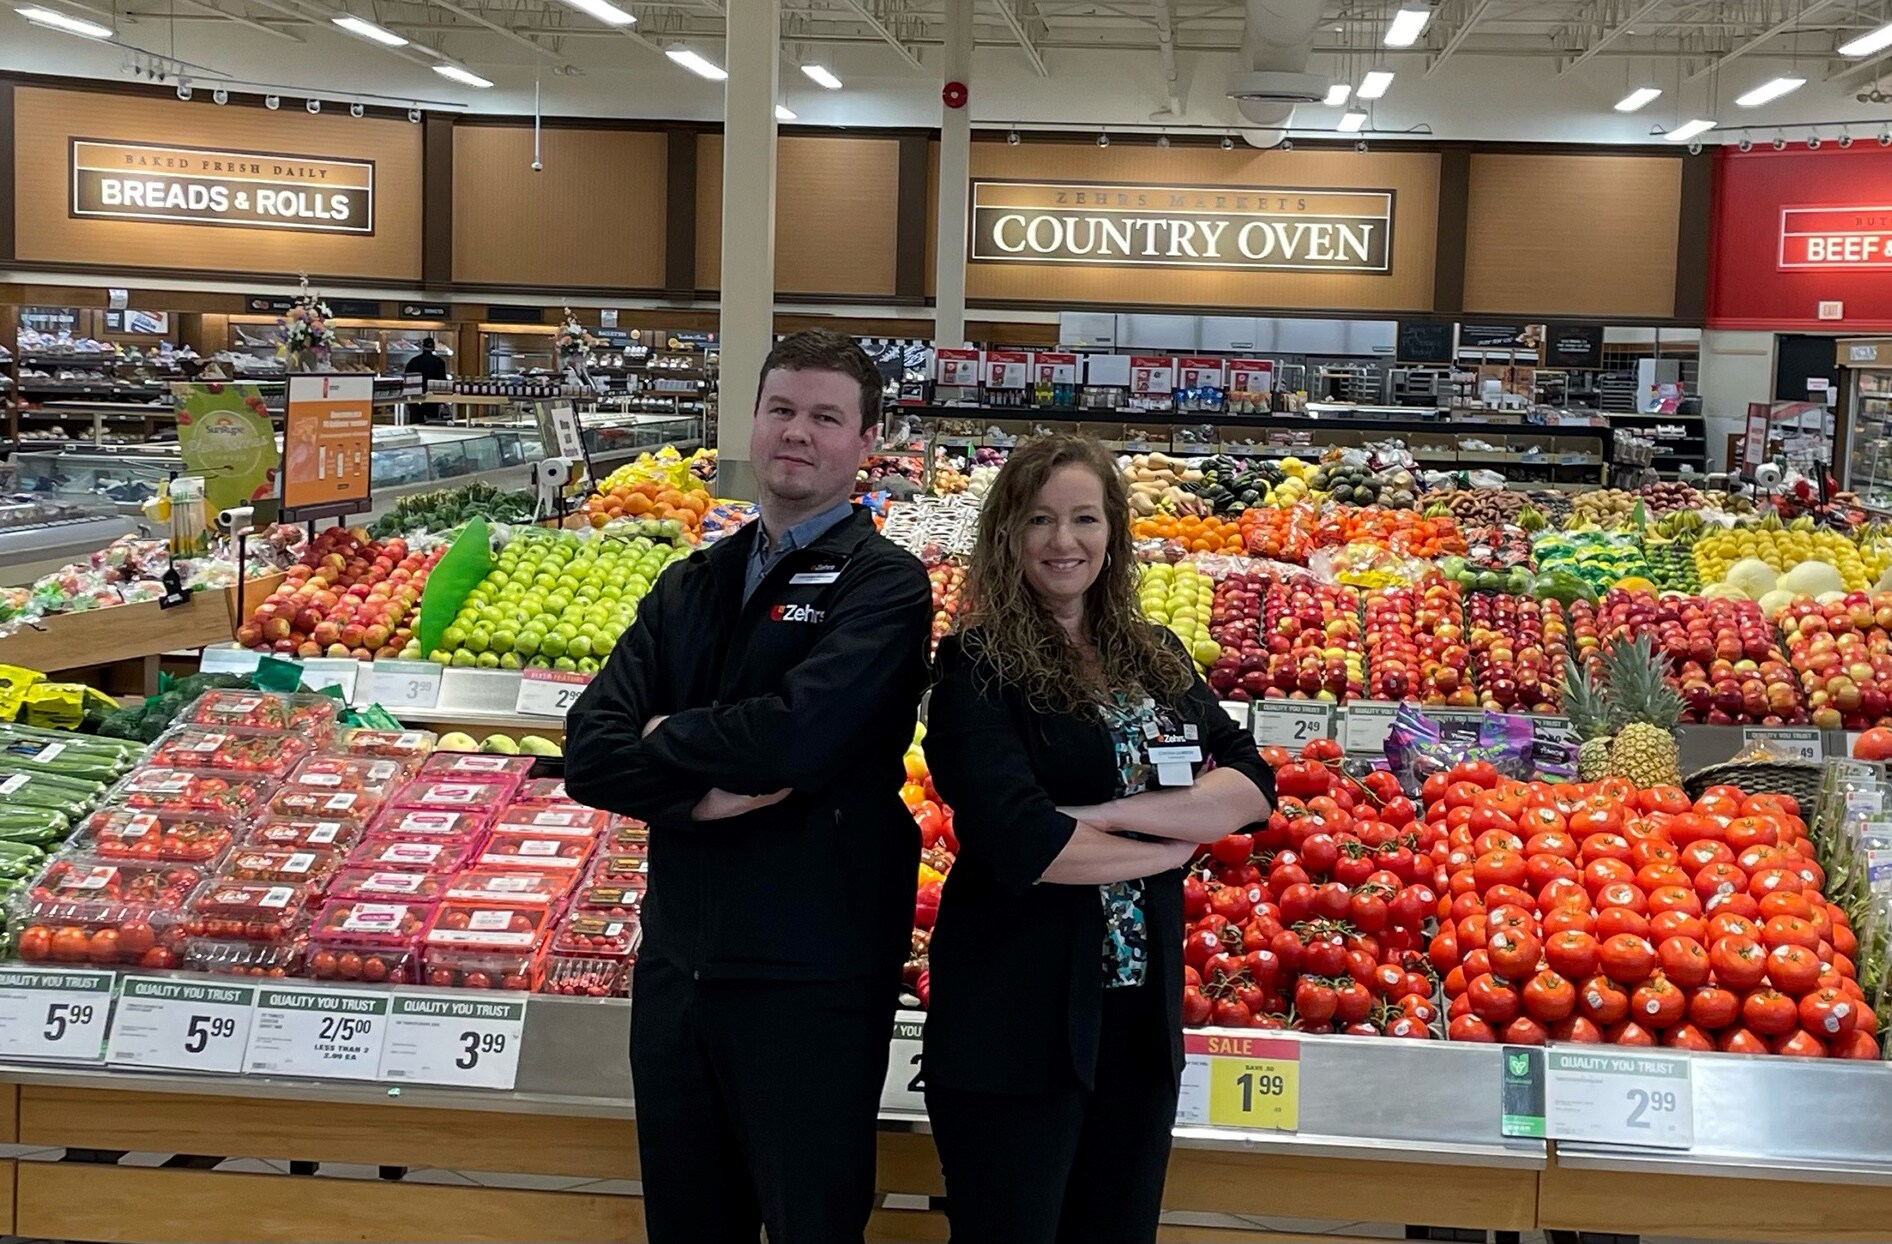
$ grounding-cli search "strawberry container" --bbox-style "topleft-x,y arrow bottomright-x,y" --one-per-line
344,834 -> 476,875
246,816 -> 362,853
332,728 -> 436,764
369,806 -> 492,845
14,856 -> 206,967
149,727 -> 312,780
493,805 -> 611,839
389,778 -> 512,814
183,879 -> 312,943
110,768 -> 275,822
513,778 -> 578,807
476,831 -> 593,873
419,753 -> 536,786
184,935 -> 306,978
327,867 -> 451,904
308,899 -> 432,984
73,808 -> 239,866
444,869 -> 576,910
551,912 -> 638,959
540,955 -> 629,997
219,845 -> 341,889
184,691 -> 340,741
574,878 -> 645,920
265,784 -> 385,831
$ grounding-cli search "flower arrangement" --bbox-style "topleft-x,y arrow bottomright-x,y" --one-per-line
555,308 -> 596,367
282,274 -> 334,367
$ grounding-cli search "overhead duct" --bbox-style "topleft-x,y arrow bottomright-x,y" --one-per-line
1227,0 -> 1328,148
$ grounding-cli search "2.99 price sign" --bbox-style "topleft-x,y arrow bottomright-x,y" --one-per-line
1543,1048 -> 1693,1149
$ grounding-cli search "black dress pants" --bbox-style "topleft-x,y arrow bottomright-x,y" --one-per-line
630,954 -> 898,1244
924,983 -> 1180,1244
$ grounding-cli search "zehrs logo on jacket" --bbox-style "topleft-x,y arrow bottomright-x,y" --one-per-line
770,603 -> 826,624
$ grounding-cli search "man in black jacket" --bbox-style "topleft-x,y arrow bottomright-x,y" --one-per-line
564,329 -> 932,1244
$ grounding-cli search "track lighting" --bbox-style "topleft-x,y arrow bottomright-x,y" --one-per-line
1738,136 -> 1753,152
212,88 -> 228,105
1808,134 -> 1823,149
408,106 -> 422,123
266,94 -> 280,110
1005,127 -> 1020,145
1221,134 -> 1235,150
1355,139 -> 1369,154
306,97 -> 321,114
1688,141 -> 1703,155
1281,137 -> 1294,152
1841,130 -> 1855,148
350,102 -> 365,118
176,81 -> 191,101
1096,130 -> 1110,147
1156,132 -> 1170,148
1880,128 -> 1891,146
1773,133 -> 1787,150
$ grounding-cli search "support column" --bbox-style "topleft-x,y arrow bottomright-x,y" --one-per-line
716,0 -> 781,502
932,0 -> 972,350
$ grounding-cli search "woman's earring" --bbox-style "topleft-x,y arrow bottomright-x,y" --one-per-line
1104,552 -> 1113,570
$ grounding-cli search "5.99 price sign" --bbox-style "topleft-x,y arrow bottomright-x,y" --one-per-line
0,967 -> 114,1061
107,976 -> 255,1073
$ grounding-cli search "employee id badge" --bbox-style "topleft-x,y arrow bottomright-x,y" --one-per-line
1145,727 -> 1202,788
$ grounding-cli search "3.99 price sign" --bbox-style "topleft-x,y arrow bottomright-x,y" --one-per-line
107,976 -> 255,1073
379,994 -> 527,1090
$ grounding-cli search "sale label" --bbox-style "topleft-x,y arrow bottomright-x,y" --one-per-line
1252,700 -> 1335,749
379,994 -> 527,1090
880,1013 -> 927,1116
1176,1031 -> 1299,1132
367,660 -> 444,711
0,967 -> 114,1061
515,667 -> 590,718
107,976 -> 256,1073
244,987 -> 389,1080
1543,1048 -> 1692,1149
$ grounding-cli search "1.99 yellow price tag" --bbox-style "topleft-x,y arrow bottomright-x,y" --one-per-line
1181,1032 -> 1300,1133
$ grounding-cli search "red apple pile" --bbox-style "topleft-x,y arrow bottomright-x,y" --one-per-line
1205,572 -> 1266,700
1778,592 -> 1892,730
1570,591 -> 1803,726
1466,592 -> 1567,714
235,527 -> 444,661
1252,580 -> 1363,703
1364,583 -> 1469,705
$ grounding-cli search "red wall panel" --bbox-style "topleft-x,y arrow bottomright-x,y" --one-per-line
1710,145 -> 1892,330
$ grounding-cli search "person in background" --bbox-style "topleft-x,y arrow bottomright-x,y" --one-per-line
562,329 -> 932,1244
403,337 -> 448,423
923,434 -> 1273,1244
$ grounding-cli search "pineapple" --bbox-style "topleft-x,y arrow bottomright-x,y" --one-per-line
1562,653 -> 1617,781
1602,634 -> 1684,788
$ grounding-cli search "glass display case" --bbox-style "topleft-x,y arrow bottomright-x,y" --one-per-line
1843,362 -> 1892,507
224,318 -> 453,381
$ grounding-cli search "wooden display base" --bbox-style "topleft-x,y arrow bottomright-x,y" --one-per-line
0,591 -> 235,695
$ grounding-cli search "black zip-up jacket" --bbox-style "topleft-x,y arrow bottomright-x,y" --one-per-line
563,507 -> 933,981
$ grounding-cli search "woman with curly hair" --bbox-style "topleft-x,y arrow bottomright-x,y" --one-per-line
922,434 -> 1273,1243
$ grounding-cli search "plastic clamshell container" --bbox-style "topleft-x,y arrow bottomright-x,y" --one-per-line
589,852 -> 648,885
343,834 -> 476,875
327,867 -> 450,904
425,899 -> 551,951
149,726 -> 312,780
73,808 -> 239,866
265,784 -> 385,830
184,935 -> 306,978
477,831 -> 593,873
110,768 -> 275,822
307,900 -> 431,984
286,755 -> 409,798
332,728 -> 437,762
609,819 -> 649,848
540,955 -> 628,997
27,855 -> 206,913
512,778 -> 578,806
389,778 -> 512,813
551,913 -> 637,959
575,879 -> 645,919
245,816 -> 362,853
184,879 -> 312,943
184,690 -> 340,741
422,945 -> 546,991
493,805 -> 611,839
220,845 -> 341,888
443,869 -> 575,909
369,806 -> 491,844
419,753 -> 537,784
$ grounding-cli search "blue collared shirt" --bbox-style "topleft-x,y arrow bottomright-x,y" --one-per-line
743,501 -> 855,604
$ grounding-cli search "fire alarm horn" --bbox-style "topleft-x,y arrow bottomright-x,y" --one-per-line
943,81 -> 968,109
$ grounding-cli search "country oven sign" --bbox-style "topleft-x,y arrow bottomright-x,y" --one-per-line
970,180 -> 1393,273
70,139 -> 374,235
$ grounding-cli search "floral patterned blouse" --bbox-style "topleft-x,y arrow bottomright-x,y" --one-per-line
1094,692 -> 1172,989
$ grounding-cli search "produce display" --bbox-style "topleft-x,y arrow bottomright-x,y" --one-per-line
234,527 -> 445,661
582,453 -> 715,541
1138,563 -> 1221,669
372,482 -> 537,538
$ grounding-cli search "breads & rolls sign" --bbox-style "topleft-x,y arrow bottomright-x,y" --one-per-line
970,180 -> 1394,273
70,139 -> 375,235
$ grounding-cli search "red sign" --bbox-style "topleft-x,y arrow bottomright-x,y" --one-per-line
1711,147 -> 1892,329
1779,205 -> 1892,269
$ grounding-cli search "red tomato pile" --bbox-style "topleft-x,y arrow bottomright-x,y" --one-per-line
1182,739 -> 1443,1037
1432,768 -> 1878,1058
902,744 -> 956,1008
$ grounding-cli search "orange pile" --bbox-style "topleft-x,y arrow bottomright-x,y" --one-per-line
583,481 -> 710,539
1132,513 -> 1246,554
1313,508 -> 1467,559
1239,504 -> 1318,564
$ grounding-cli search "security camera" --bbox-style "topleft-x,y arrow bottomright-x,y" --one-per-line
350,102 -> 365,118
306,98 -> 321,114
216,506 -> 257,535
266,95 -> 280,110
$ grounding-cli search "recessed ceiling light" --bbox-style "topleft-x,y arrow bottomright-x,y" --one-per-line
433,63 -> 493,88
1323,83 -> 1351,106
331,15 -> 407,46
1338,110 -> 1369,133
1665,118 -> 1717,143
665,47 -> 727,81
1840,20 -> 1892,57
556,0 -> 633,26
14,6 -> 112,39
1383,5 -> 1431,47
1736,75 -> 1806,107
801,63 -> 842,90
1357,69 -> 1395,99
774,103 -> 795,121
1614,86 -> 1662,112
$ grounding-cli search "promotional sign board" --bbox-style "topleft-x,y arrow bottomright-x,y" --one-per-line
1545,323 -> 1605,369
175,383 -> 281,517
1395,321 -> 1455,363
72,140 -> 374,235
1779,205 -> 1892,269
282,373 -> 374,522
970,181 -> 1394,273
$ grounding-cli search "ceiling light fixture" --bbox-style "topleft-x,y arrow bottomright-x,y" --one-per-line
1739,134 -> 1753,151
1096,130 -> 1110,147
266,94 -> 281,110
14,6 -> 112,39
350,101 -> 365,117
306,97 -> 321,113
408,106 -> 422,122
434,63 -> 493,88
212,87 -> 228,105
1881,128 -> 1892,146
1357,69 -> 1395,100
1841,128 -> 1855,147
1156,131 -> 1171,148
1665,118 -> 1717,143
1736,75 -> 1806,107
331,14 -> 407,46
801,63 -> 842,90
1840,20 -> 1892,57
555,0 -> 634,26
1281,137 -> 1294,152
1773,132 -> 1788,149
1614,86 -> 1662,112
665,47 -> 727,81
1808,133 -> 1824,149
774,103 -> 795,120
1356,139 -> 1370,154
1323,83 -> 1351,106
1338,110 -> 1369,133
1006,126 -> 1020,144
1221,133 -> 1235,149
176,80 -> 192,101
1383,5 -> 1431,47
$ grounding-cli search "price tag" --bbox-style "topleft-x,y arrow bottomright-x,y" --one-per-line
106,976 -> 255,1073
1219,702 -> 1250,730
1743,727 -> 1822,763
0,967 -> 114,1061
298,658 -> 361,703
1342,702 -> 1399,755
514,667 -> 590,718
200,646 -> 263,676
379,994 -> 527,1090
243,986 -> 390,1080
1543,1048 -> 1692,1149
880,1012 -> 927,1115
1177,1032 -> 1299,1132
367,660 -> 444,711
1252,700 -> 1335,749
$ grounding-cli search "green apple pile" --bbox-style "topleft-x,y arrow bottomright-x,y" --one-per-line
1138,562 -> 1221,670
407,528 -> 688,672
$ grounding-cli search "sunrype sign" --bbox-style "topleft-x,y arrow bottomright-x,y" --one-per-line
70,139 -> 375,236
970,180 -> 1394,273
